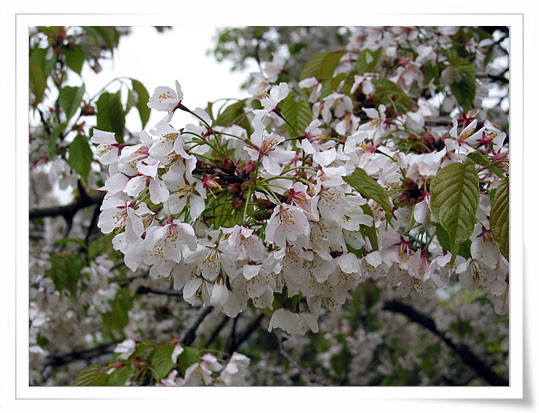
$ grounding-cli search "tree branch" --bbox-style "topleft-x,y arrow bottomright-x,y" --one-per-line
135,285 -> 183,297
180,305 -> 214,346
274,331 -> 334,386
382,299 -> 508,386
29,192 -> 105,220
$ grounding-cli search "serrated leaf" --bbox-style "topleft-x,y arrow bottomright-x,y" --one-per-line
430,159 -> 479,263
151,344 -> 175,379
101,288 -> 133,338
467,151 -> 506,179
59,85 -> 85,121
343,168 -> 392,224
360,203 -> 378,250
448,57 -> 476,111
178,346 -> 200,376
490,177 -> 509,261
48,122 -> 66,157
300,51 -> 345,81
65,45 -> 85,75
29,57 -> 46,104
131,78 -> 151,129
31,48 -> 55,80
74,364 -> 103,386
68,134 -> 94,183
279,94 -> 312,137
45,254 -> 84,299
109,91 -> 125,141
105,366 -> 134,386
372,79 -> 413,114
129,341 -> 156,360
356,49 -> 382,74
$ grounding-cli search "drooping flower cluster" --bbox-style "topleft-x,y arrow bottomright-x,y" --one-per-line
92,26 -> 509,336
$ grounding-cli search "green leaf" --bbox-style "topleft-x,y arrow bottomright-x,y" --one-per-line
68,134 -> 94,183
215,100 -> 247,128
31,48 -> 55,80
279,94 -> 312,137
448,57 -> 476,111
74,365 -> 103,386
96,92 -> 125,142
29,57 -> 46,104
59,85 -> 85,122
372,79 -> 413,114
430,159 -> 480,263
102,287 -> 133,338
490,177 -> 509,261
129,341 -> 156,360
178,347 -> 200,376
467,151 -> 506,179
105,366 -> 134,386
151,344 -> 176,379
65,45 -> 86,75
343,168 -> 393,224
131,78 -> 151,129
45,254 -> 84,299
300,51 -> 346,81
47,122 -> 67,157
356,49 -> 382,74
109,91 -> 125,140
360,203 -> 379,250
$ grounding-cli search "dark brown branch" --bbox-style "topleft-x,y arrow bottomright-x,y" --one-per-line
227,312 -> 265,355
29,192 -> 105,220
274,331 -> 334,386
382,299 -> 508,386
180,305 -> 214,346
135,285 -> 183,297
203,315 -> 230,348
46,342 -> 117,367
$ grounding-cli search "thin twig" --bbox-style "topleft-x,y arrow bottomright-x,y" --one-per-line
274,331 -> 334,386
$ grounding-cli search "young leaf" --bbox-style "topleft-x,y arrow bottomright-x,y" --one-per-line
45,254 -> 84,299
151,344 -> 175,379
68,134 -> 94,183
356,49 -> 382,74
64,45 -> 86,75
59,85 -> 85,122
29,57 -> 46,104
467,151 -> 506,179
490,176 -> 509,261
131,78 -> 151,129
430,159 -> 479,263
279,94 -> 312,137
448,57 -> 476,111
104,365 -> 134,386
109,92 -> 125,141
300,51 -> 346,81
74,365 -> 103,386
178,347 -> 201,376
343,168 -> 392,224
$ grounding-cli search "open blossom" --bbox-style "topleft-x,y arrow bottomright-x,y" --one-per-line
261,82 -> 289,111
148,80 -> 184,112
245,128 -> 295,175
91,129 -> 122,165
265,204 -> 310,248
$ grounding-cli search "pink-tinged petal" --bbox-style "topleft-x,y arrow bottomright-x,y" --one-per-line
102,173 -> 130,195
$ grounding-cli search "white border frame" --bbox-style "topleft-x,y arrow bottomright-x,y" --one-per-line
5,3 -> 530,411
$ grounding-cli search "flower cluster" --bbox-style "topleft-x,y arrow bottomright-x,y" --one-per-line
92,26 -> 509,336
